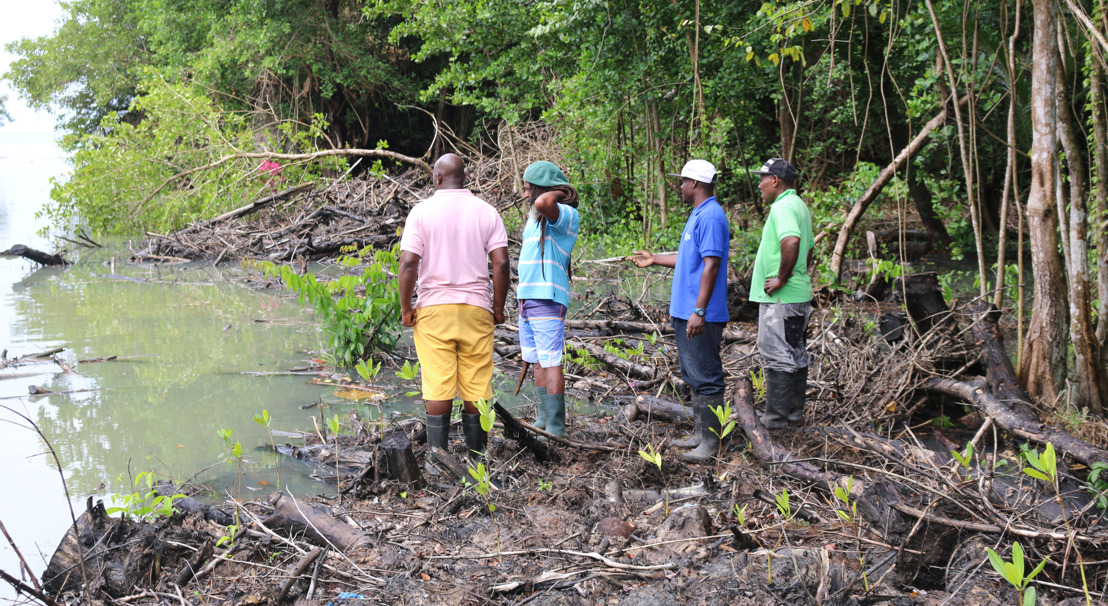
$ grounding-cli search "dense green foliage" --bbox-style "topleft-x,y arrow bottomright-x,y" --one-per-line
253,245 -> 402,366
6,0 -> 1004,250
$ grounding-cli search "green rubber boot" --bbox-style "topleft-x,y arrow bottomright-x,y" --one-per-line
542,392 -> 566,438
673,394 -> 703,449
681,394 -> 722,462
533,385 -> 549,429
425,413 -> 450,450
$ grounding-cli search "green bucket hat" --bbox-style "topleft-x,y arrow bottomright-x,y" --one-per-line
523,161 -> 570,187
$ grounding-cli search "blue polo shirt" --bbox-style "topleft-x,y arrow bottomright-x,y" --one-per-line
670,197 -> 730,322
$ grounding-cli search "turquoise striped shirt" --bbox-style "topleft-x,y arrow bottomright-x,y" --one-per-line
517,204 -> 580,309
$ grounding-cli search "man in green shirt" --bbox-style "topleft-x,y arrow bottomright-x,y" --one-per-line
749,158 -> 813,429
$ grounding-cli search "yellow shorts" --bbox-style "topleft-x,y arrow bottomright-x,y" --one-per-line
412,303 -> 495,401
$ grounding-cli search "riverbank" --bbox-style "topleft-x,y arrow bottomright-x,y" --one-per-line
27,289 -> 1108,605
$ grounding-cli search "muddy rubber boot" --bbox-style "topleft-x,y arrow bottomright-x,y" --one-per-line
672,394 -> 703,449
787,367 -> 808,424
542,392 -> 566,438
424,413 -> 450,476
681,395 -> 722,462
760,370 -> 792,429
533,385 -> 549,429
462,412 -> 488,462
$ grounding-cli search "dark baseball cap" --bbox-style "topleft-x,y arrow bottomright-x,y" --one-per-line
751,158 -> 798,182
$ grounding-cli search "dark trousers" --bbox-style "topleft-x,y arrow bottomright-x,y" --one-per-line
671,317 -> 726,397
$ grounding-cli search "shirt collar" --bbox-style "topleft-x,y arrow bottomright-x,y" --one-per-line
692,196 -> 718,213
772,189 -> 796,204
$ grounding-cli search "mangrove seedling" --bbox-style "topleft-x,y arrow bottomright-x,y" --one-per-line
395,360 -> 421,396
709,401 -> 737,440
775,489 -> 792,520
253,408 -> 281,487
951,442 -> 974,477
832,476 -> 869,591
638,443 -> 663,470
326,413 -> 343,504
750,368 -> 766,400
218,428 -> 244,500
355,357 -> 382,383
105,471 -> 185,520
985,541 -> 1047,606
1022,443 -> 1091,605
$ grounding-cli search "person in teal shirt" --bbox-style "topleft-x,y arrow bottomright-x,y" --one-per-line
516,161 -> 580,437
749,158 -> 813,429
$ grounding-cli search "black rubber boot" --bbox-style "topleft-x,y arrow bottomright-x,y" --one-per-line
672,394 -> 703,449
787,367 -> 808,424
681,394 -> 722,462
426,413 -> 450,450
462,413 -> 488,462
534,385 -> 549,429
542,393 -> 566,438
424,413 -> 450,476
760,370 -> 792,429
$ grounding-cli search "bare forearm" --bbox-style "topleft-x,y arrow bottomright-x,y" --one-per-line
776,237 -> 800,281
490,247 -> 510,313
399,252 -> 420,312
696,257 -> 721,309
652,254 -> 678,268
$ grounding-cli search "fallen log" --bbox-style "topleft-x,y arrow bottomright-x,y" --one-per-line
0,244 -> 69,266
267,493 -> 370,552
493,402 -> 561,463
732,376 -> 840,487
567,340 -> 655,381
920,377 -> 1108,467
563,320 -> 755,342
617,395 -> 694,425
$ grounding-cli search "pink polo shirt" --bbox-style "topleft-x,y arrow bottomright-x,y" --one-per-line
399,189 -> 508,311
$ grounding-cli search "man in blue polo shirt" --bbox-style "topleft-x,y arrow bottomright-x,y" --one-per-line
631,159 -> 730,462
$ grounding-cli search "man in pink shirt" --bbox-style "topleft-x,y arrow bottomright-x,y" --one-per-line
399,154 -> 510,462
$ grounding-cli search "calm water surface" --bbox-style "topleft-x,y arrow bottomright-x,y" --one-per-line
0,133 -> 398,600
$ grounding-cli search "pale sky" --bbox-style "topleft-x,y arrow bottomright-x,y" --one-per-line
0,1 -> 63,135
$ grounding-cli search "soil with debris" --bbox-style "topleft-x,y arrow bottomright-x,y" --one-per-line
33,293 -> 1108,606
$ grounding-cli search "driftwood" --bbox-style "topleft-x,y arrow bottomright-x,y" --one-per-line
0,244 -> 69,266
618,394 -> 694,425
267,493 -> 370,552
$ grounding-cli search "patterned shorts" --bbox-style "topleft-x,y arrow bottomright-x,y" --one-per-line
519,299 -> 567,368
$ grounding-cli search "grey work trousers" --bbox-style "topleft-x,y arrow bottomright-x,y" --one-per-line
757,301 -> 812,372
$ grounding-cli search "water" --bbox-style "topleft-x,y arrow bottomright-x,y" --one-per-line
0,132 -> 363,600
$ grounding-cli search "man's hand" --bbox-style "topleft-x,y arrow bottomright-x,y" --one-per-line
686,313 -> 705,338
402,308 -> 417,327
493,308 -> 506,325
764,276 -> 788,295
631,250 -> 655,268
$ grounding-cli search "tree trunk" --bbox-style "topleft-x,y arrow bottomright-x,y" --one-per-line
1092,38 -> 1108,351
1020,0 -> 1068,401
829,101 -> 961,280
1056,46 -> 1106,415
907,174 -> 951,244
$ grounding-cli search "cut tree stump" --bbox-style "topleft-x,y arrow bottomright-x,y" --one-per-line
378,429 -> 424,489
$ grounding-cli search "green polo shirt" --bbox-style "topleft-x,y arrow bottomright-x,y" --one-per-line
750,189 -> 813,304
